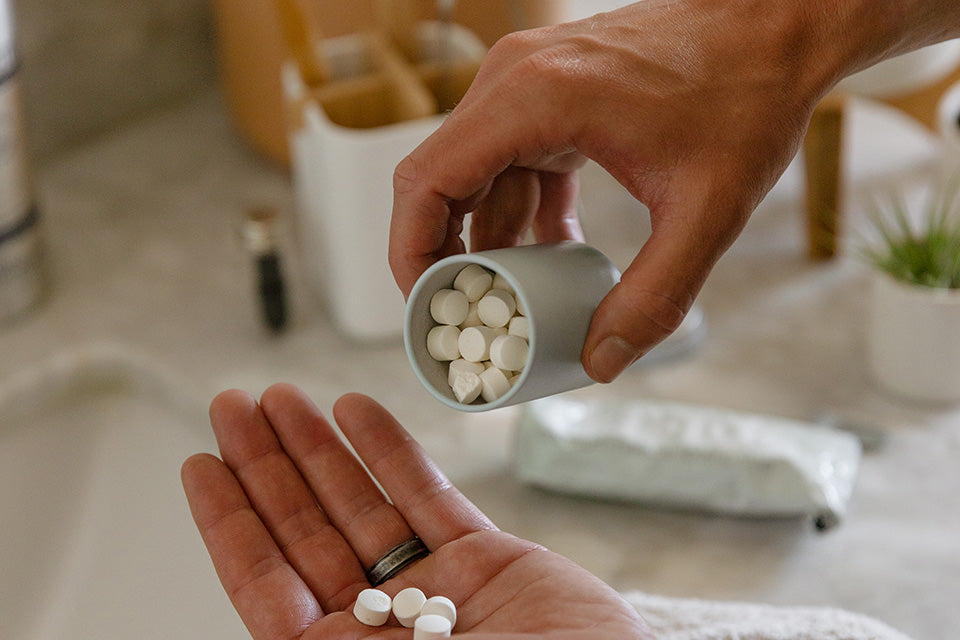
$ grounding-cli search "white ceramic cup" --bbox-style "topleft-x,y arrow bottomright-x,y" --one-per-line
404,242 -> 621,411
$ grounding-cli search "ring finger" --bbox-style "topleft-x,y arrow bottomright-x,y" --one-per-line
257,384 -> 419,577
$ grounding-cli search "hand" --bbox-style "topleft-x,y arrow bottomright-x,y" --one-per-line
389,0 -> 949,383
182,383 -> 654,640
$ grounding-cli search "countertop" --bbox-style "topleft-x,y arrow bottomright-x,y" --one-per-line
3,90 -> 959,639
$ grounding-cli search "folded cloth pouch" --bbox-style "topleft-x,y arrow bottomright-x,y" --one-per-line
515,396 -> 862,530
623,591 -> 913,640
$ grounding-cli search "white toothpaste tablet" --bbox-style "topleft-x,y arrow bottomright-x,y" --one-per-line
491,272 -> 515,295
452,372 -> 483,404
507,315 -> 529,340
430,289 -> 469,326
392,587 -> 427,628
420,595 -> 457,627
477,289 -> 516,328
414,614 -> 452,640
479,366 -> 512,403
354,588 -> 392,626
515,293 -> 526,316
426,325 -> 461,361
458,326 -> 499,362
459,302 -> 482,328
484,360 -> 511,373
454,264 -> 493,302
490,334 -> 529,372
448,358 -> 485,387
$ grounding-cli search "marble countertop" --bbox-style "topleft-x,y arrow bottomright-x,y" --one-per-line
3,90 -> 958,639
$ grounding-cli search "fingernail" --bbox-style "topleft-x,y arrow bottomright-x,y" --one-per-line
589,336 -> 639,383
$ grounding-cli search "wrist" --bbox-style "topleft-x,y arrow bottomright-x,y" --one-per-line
802,0 -> 960,94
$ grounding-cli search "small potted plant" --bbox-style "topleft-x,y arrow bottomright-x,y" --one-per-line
861,178 -> 960,403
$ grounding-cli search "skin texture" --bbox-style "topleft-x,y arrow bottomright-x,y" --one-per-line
182,384 -> 656,640
388,0 -> 960,383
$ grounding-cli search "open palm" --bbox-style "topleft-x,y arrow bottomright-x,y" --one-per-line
181,384 -> 654,639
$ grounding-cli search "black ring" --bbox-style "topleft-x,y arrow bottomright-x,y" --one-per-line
365,537 -> 430,586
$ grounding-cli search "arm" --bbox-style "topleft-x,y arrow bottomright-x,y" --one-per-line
388,0 -> 960,383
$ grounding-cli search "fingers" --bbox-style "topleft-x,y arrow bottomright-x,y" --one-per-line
207,389 -> 369,613
256,384 -> 418,568
581,233 -> 699,383
582,181 -> 748,382
388,111 -> 512,296
181,453 -> 322,639
389,54 -> 587,297
532,170 -> 584,244
331,393 -> 497,550
194,383 -> 497,623
468,167 -> 539,251
468,167 -> 584,252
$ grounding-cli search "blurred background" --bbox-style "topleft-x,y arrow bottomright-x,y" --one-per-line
11,0 -> 624,162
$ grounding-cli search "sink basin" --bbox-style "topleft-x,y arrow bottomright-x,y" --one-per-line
0,344 -> 247,640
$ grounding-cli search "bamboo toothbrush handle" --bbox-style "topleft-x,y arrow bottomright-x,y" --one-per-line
273,0 -> 330,85
375,0 -> 420,61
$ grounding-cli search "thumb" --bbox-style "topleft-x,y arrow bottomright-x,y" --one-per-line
581,200 -> 744,383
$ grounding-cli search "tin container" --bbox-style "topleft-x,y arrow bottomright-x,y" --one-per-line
0,0 -> 43,323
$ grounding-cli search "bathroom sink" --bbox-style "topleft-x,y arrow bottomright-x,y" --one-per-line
0,344 -> 247,640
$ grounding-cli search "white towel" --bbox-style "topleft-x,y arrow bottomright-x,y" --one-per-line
623,592 -> 913,640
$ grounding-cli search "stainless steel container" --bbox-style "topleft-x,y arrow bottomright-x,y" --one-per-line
0,0 -> 43,322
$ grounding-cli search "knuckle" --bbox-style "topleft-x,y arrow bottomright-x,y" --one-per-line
627,288 -> 689,336
392,154 -> 421,195
507,47 -> 578,90
486,29 -> 541,62
487,31 -> 587,94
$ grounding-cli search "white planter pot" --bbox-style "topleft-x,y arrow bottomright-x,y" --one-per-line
867,271 -> 960,403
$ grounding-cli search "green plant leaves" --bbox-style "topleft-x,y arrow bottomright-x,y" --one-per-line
862,178 -> 960,289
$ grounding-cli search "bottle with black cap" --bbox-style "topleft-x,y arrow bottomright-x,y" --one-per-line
242,207 -> 288,333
